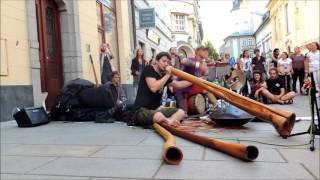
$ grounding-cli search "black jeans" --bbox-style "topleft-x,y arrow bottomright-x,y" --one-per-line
279,75 -> 291,93
292,68 -> 304,93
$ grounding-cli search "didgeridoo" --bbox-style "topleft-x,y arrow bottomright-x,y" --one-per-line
159,122 -> 259,161
153,123 -> 183,165
171,68 -> 295,137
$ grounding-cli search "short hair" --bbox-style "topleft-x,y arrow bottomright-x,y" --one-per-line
155,52 -> 170,61
254,48 -> 260,53
269,68 -> 278,74
111,71 -> 120,78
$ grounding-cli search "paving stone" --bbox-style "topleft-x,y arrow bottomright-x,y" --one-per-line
30,157 -> 161,179
139,133 -> 202,147
278,148 -> 320,179
204,147 -> 285,162
4,144 -> 103,157
0,144 -> 20,155
1,174 -> 89,180
91,145 -> 204,161
155,160 -> 314,179
1,156 -> 56,174
238,136 -> 319,149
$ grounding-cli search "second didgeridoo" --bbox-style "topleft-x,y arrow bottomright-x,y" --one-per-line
153,123 -> 183,165
159,122 -> 259,161
171,68 -> 295,137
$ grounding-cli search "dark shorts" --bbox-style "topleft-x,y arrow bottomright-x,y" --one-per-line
133,107 -> 179,126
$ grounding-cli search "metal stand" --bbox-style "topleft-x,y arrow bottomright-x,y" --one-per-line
288,73 -> 320,151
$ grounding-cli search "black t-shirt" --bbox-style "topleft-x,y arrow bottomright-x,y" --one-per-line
252,56 -> 266,73
266,78 -> 284,95
134,65 -> 172,110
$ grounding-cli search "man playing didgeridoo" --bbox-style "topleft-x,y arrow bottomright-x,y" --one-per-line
174,46 -> 217,110
132,52 -> 192,127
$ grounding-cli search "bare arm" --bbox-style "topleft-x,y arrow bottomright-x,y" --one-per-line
169,80 -> 192,90
146,74 -> 171,93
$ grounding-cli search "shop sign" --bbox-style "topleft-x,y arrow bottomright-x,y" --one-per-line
139,8 -> 155,28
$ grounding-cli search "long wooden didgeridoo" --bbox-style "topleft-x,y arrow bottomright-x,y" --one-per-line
160,122 -> 259,161
153,123 -> 183,165
171,68 -> 295,137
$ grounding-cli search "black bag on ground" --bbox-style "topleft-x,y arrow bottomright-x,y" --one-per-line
78,83 -> 117,109
65,107 -> 114,122
49,78 -> 95,121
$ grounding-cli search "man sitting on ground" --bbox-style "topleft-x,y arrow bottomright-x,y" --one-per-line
260,68 -> 295,104
175,46 -> 217,110
132,52 -> 192,127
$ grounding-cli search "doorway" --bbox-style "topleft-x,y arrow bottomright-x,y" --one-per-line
35,0 -> 63,109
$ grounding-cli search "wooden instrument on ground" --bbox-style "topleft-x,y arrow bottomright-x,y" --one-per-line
89,54 -> 99,86
160,122 -> 259,161
188,94 -> 206,115
153,123 -> 183,165
171,68 -> 295,137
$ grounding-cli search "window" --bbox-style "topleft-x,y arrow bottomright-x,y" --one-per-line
242,39 -> 247,46
96,2 -> 105,43
248,38 -> 253,46
173,14 -> 185,32
285,4 -> 290,34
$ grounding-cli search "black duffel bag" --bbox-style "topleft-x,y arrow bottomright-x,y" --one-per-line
78,83 -> 117,110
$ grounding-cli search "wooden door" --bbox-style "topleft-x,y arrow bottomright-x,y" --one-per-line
36,0 -> 63,109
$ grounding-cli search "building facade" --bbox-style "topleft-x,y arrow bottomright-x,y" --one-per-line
134,0 -> 173,61
267,0 -> 320,53
169,0 -> 203,58
254,11 -> 272,61
220,34 -> 256,59
0,0 -> 134,121
220,0 -> 265,58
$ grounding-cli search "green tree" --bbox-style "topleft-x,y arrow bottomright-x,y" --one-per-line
203,40 -> 219,60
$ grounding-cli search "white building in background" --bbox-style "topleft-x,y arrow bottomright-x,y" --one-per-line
220,0 -> 266,58
169,0 -> 203,58
254,11 -> 272,61
134,0 -> 173,60
133,0 -> 203,60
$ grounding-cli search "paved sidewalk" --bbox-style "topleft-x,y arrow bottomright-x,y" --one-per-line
1,95 -> 319,180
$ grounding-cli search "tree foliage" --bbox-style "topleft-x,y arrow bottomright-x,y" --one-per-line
203,40 -> 219,60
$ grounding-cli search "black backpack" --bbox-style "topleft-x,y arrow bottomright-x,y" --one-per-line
49,78 -> 95,121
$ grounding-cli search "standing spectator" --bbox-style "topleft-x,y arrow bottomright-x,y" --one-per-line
261,68 -> 295,104
169,47 -> 182,69
218,52 -> 228,63
100,43 -> 114,84
290,47 -> 305,93
305,42 -> 320,96
277,52 -> 293,92
272,48 -> 280,68
131,48 -> 146,95
252,48 -> 267,80
238,50 -> 252,96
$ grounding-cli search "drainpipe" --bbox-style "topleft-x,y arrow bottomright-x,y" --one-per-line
130,0 -> 137,50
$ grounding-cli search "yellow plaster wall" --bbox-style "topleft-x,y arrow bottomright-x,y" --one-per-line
115,0 -> 134,84
77,1 -> 101,84
0,0 -> 32,85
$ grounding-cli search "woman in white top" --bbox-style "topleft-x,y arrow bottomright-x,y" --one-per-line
305,42 -> 320,94
277,52 -> 293,92
238,50 -> 252,96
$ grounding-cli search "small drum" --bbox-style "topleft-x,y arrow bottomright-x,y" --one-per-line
187,94 -> 206,115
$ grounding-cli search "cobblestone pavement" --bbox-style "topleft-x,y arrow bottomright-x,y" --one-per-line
1,95 -> 319,180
